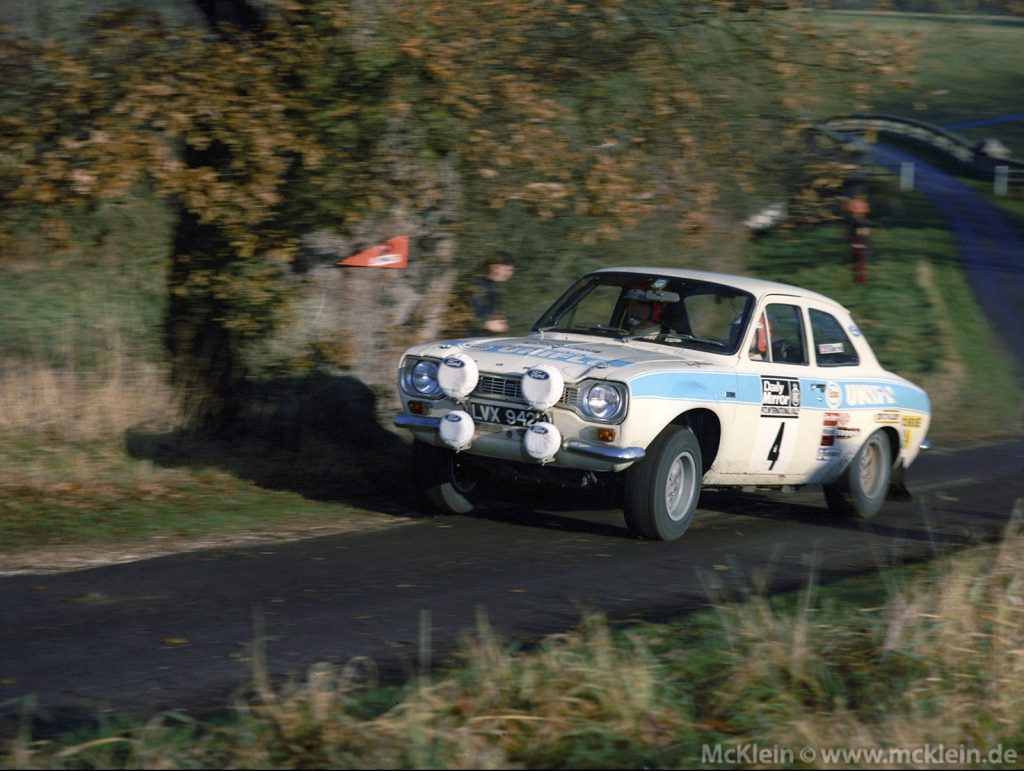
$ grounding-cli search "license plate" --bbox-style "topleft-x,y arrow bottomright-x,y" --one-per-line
468,402 -> 549,427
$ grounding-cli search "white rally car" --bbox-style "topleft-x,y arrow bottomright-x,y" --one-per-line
394,267 -> 931,541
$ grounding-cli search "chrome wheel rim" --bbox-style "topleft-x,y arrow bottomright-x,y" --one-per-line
665,451 -> 697,521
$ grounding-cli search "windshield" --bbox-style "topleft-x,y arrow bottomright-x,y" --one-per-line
532,272 -> 755,355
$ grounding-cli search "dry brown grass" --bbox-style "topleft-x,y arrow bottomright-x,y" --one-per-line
0,346 -> 180,444
713,518 -> 1024,766
0,343 -> 186,550
225,611 -> 687,769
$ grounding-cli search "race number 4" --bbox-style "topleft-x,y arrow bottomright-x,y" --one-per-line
767,423 -> 785,470
749,417 -> 797,474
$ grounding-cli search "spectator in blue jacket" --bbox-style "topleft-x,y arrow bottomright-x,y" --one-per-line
468,252 -> 516,335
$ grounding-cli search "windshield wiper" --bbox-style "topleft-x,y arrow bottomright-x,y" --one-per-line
622,332 -> 726,349
541,323 -> 620,337
664,333 -> 726,348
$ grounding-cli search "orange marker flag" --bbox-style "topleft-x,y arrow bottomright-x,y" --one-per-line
337,236 -> 408,269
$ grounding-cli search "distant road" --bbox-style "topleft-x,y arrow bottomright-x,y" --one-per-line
867,140 -> 1024,377
941,113 -> 1024,131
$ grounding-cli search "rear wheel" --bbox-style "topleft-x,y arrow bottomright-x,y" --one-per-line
412,440 -> 478,515
624,425 -> 702,541
824,429 -> 892,519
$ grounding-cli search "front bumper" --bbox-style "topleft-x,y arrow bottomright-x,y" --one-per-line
393,412 -> 645,466
394,413 -> 442,431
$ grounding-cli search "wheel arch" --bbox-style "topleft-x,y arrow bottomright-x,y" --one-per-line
840,424 -> 901,480
839,424 -> 900,467
879,425 -> 901,466
878,425 -> 912,500
670,408 -> 720,474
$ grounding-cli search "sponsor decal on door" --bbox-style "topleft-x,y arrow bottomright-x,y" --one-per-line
760,377 -> 801,419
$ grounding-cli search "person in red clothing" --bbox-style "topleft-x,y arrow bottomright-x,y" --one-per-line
843,193 -> 871,284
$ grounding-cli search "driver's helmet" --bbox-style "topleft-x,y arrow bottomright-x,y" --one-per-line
623,285 -> 666,323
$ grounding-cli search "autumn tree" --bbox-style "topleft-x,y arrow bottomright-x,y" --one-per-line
0,0 -> 917,430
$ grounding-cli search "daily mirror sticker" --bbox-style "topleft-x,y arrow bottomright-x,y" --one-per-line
760,376 -> 801,418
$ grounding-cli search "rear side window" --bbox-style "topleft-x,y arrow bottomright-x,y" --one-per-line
810,309 -> 859,366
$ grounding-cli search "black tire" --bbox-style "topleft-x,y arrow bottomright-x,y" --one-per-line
823,429 -> 892,519
623,425 -> 702,541
411,440 -> 478,515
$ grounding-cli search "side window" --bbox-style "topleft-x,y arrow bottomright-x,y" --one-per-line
748,304 -> 807,364
682,292 -> 749,346
810,309 -> 859,366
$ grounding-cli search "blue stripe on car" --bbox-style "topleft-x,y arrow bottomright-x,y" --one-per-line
628,372 -> 929,412
629,371 -> 745,402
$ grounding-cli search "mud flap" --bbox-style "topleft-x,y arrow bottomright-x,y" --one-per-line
887,461 -> 912,501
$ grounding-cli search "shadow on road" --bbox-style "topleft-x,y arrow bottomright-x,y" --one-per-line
712,487 -> 1012,547
125,373 -> 420,515
472,504 -> 635,540
466,481 -> 1013,549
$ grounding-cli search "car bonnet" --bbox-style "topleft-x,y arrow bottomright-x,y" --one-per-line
416,335 -> 718,383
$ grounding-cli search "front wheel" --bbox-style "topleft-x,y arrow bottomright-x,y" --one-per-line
411,440 -> 479,515
823,429 -> 892,519
623,425 -> 702,541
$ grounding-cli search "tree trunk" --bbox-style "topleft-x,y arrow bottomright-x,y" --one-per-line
164,209 -> 246,434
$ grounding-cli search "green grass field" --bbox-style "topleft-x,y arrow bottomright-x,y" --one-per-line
818,11 -> 1024,156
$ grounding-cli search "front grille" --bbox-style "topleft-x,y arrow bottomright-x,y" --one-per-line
473,374 -> 578,407
475,374 -> 522,401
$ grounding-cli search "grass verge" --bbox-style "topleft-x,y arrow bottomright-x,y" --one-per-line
0,350 -> 408,564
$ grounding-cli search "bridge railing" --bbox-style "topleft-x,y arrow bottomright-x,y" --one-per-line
818,114 -> 1024,193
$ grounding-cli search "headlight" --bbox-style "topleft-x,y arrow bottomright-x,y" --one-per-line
402,359 -> 443,398
581,382 -> 626,422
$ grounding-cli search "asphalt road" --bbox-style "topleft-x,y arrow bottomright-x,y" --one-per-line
2,439 -> 1023,736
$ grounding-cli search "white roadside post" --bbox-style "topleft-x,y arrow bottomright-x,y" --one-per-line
994,165 -> 1009,197
900,161 -> 915,191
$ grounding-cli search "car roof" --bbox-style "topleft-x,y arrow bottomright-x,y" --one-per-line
589,266 -> 845,310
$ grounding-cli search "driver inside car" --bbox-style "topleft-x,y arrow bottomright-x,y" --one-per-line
623,292 -> 664,337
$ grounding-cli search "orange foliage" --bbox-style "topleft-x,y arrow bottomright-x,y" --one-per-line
0,1 -> 917,318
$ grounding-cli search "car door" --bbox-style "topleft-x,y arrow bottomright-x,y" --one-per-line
725,296 -> 824,484
800,301 -> 874,482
